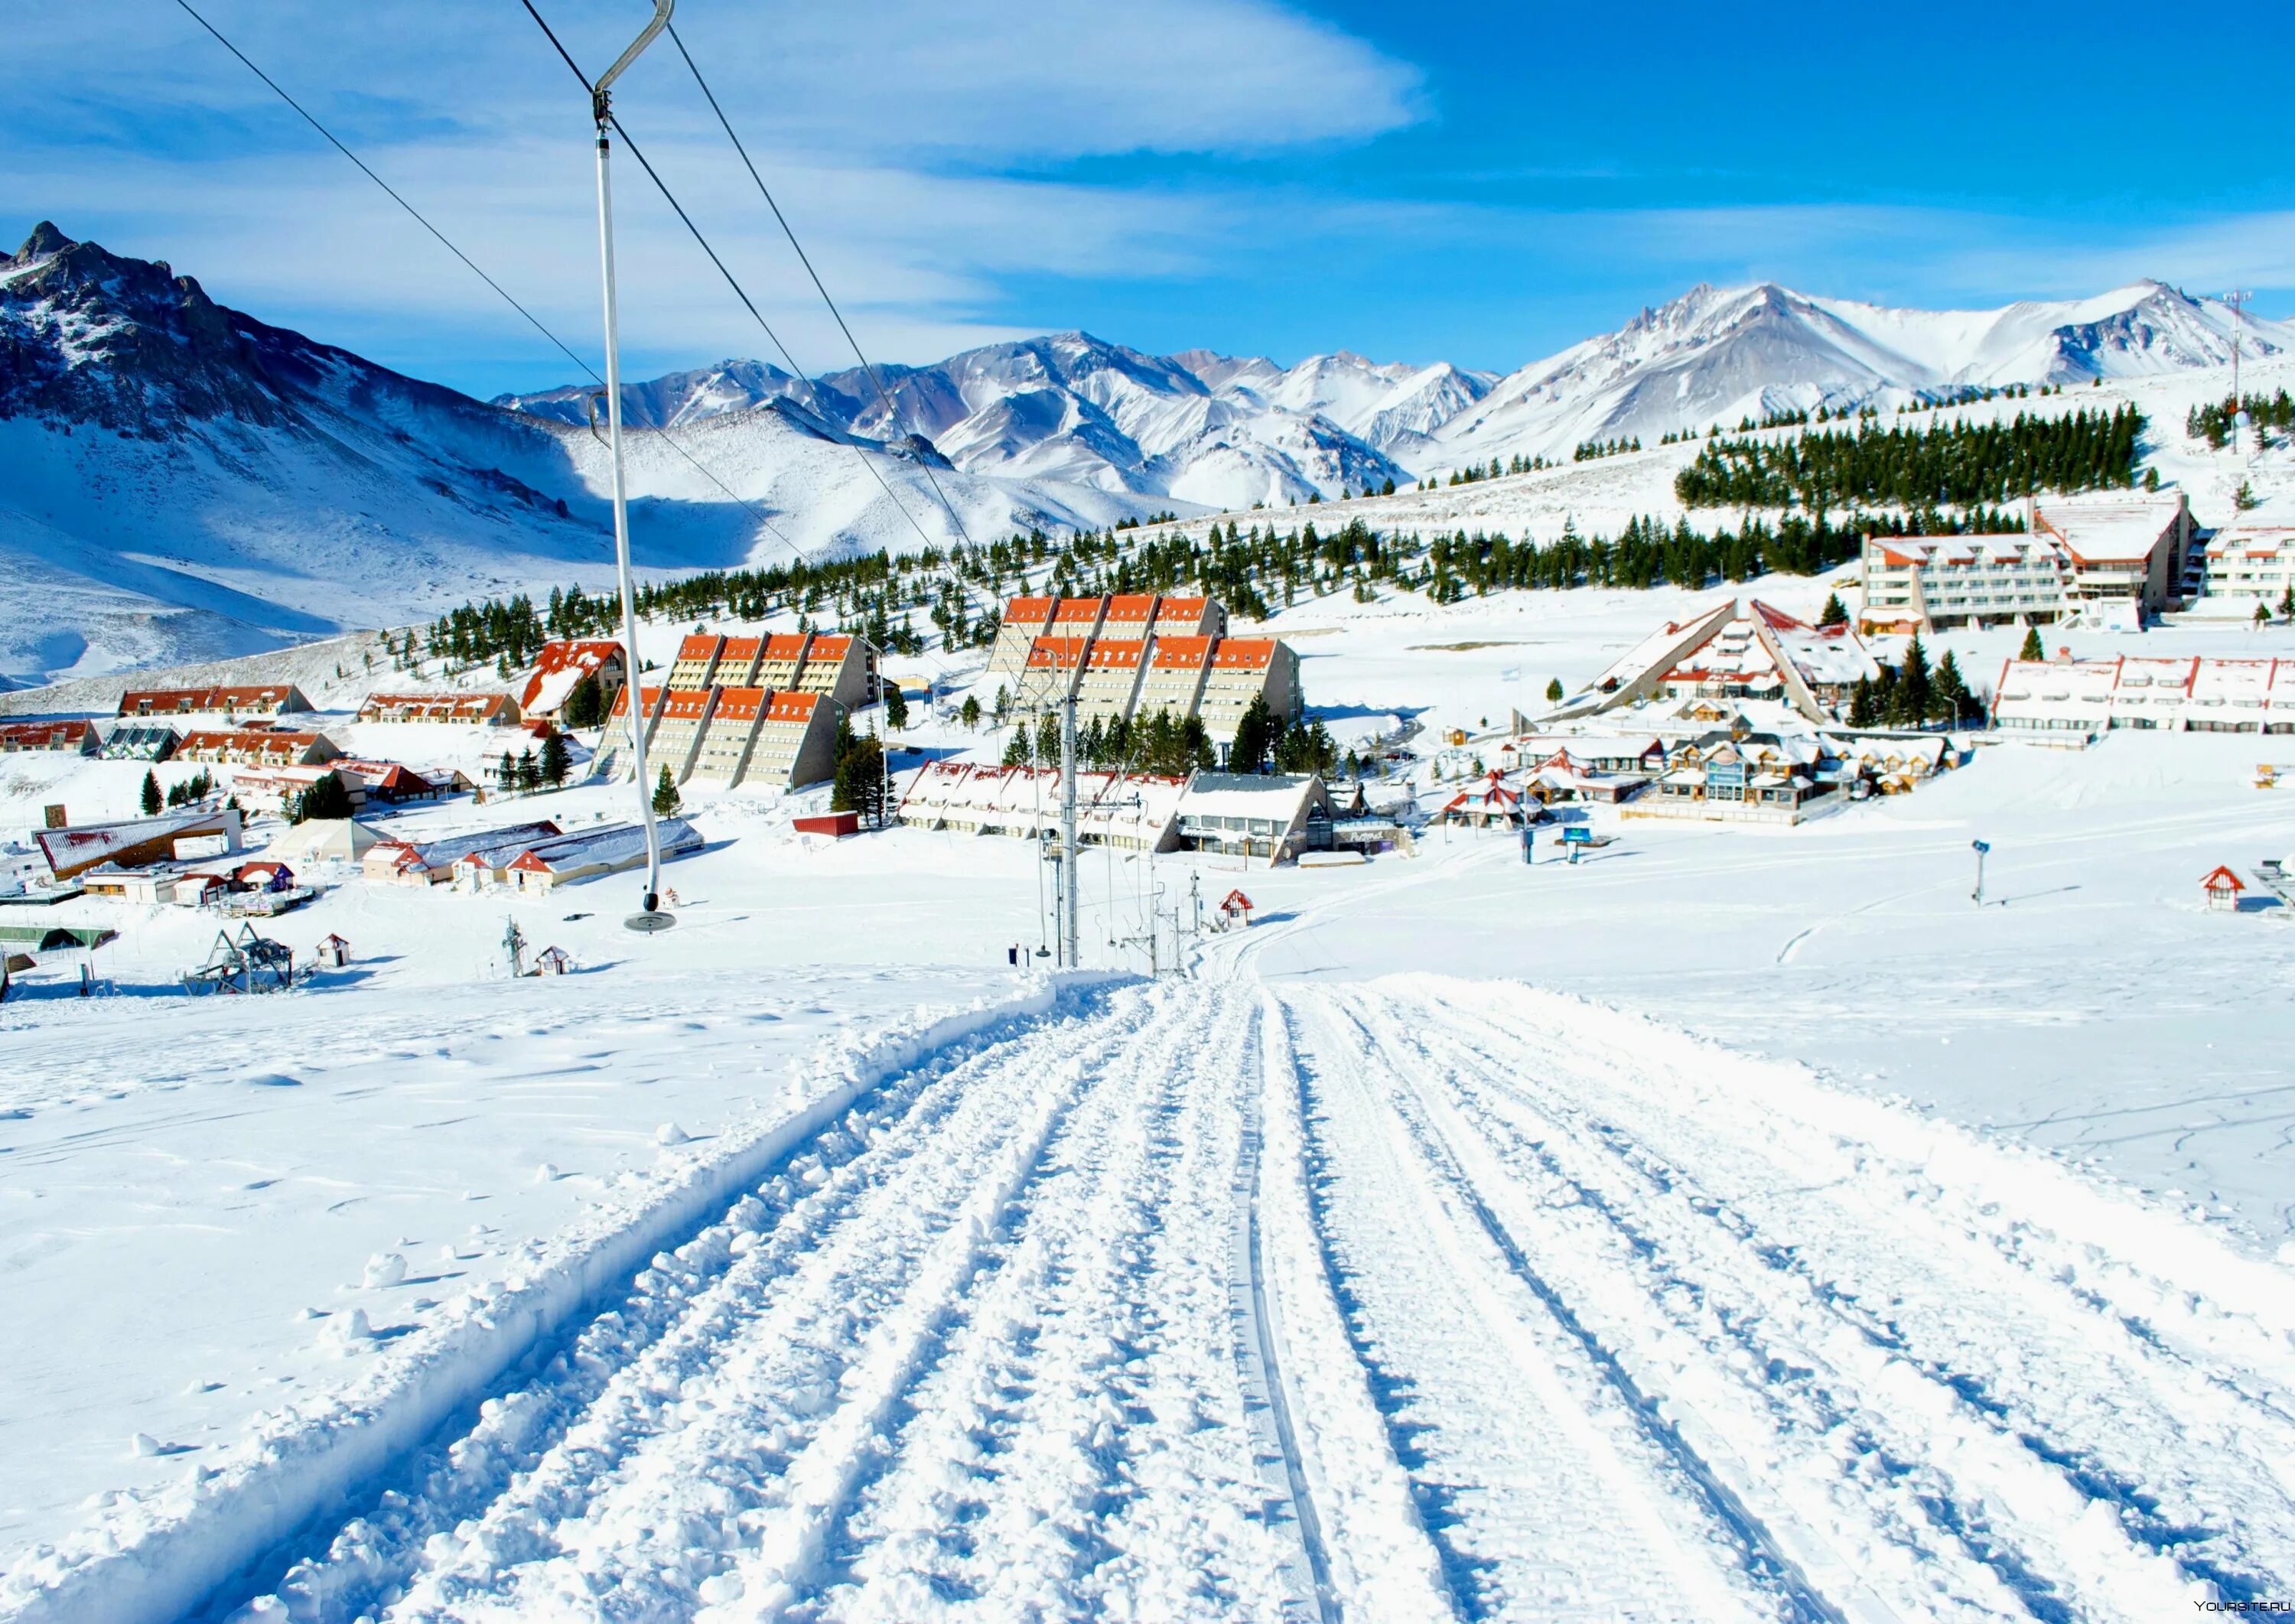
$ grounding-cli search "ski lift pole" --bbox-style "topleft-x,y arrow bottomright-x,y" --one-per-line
1971,838 -> 1989,907
590,0 -> 676,932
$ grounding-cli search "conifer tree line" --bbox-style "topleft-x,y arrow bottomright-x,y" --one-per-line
2188,391 -> 2294,451
1845,636 -> 1983,729
1675,407 -> 2146,511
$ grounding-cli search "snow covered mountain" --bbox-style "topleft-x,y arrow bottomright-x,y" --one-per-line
501,333 -> 1422,511
0,226 -> 1148,686
1430,279 -> 2295,467
7,214 -> 2286,688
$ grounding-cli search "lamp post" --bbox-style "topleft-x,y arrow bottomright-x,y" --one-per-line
1971,838 -> 1990,907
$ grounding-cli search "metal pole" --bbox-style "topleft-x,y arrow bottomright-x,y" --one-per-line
1971,838 -> 1989,906
589,0 -> 676,932
1060,691 -> 1079,968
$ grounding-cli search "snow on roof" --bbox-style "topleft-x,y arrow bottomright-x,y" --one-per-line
2204,525 -> 2295,559
2201,864 -> 2245,892
0,719 -> 90,746
1867,533 -> 2058,568
2031,492 -> 2185,566
1084,642 -> 1145,670
507,818 -> 700,874
1150,636 -> 1215,669
522,640 -> 622,713
1178,771 -> 1323,822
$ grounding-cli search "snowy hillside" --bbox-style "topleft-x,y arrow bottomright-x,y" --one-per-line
0,227 -> 1163,688
9,213 -> 2291,690
1432,279 -> 2295,467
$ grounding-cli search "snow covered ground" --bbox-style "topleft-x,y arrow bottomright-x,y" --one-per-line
6,555 -> 2295,1619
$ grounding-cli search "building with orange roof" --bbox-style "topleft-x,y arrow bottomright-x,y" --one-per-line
520,640 -> 626,718
743,692 -> 839,788
1134,636 -> 1216,722
715,635 -> 765,687
688,686 -> 770,784
605,683 -> 669,755
1196,637 -> 1300,743
1150,595 -> 1226,640
1093,594 -> 1161,643
356,692 -> 521,726
118,683 -> 312,721
666,633 -> 726,690
648,686 -> 721,782
174,729 -> 340,768
0,719 -> 96,754
1022,636 -> 1094,705
986,596 -> 1059,677
754,633 -> 811,691
790,633 -> 881,709
1075,638 -> 1151,727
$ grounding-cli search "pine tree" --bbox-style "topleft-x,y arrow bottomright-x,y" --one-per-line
1819,592 -> 1848,627
562,672 -> 604,730
1933,650 -> 1971,724
832,735 -> 886,826
1545,677 -> 1565,702
1229,695 -> 1278,774
653,765 -> 681,817
883,683 -> 909,731
960,694 -> 981,731
2019,626 -> 2046,662
539,727 -> 571,787
140,770 -> 162,816
1848,675 -> 1876,728
1896,635 -> 1934,726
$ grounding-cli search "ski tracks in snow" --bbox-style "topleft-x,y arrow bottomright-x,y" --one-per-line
173,972 -> 2295,1623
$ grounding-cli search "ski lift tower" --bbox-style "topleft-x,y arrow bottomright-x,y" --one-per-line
586,0 -> 677,934
2227,289 -> 2253,460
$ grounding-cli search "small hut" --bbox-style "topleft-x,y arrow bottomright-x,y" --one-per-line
314,933 -> 350,968
2201,865 -> 2245,913
1217,889 -> 1255,930
536,945 -> 573,976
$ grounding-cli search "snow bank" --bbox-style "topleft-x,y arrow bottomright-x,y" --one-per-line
0,971 -> 1121,1624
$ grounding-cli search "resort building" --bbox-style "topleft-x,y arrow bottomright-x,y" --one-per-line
0,720 -> 95,754
356,692 -> 521,725
520,640 -> 626,718
174,729 -> 340,768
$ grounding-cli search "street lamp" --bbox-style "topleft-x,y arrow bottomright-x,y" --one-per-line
1971,838 -> 1990,906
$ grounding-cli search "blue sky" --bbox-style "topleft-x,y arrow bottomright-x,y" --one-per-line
7,0 -> 2292,396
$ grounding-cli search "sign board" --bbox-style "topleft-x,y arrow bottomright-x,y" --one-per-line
1562,826 -> 1594,845
44,805 -> 66,830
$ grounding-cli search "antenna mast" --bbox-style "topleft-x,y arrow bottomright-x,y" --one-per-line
590,0 -> 676,932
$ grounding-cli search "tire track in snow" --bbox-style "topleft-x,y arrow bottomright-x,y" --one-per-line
1274,991 -> 1779,1623
1381,977 -> 2289,1615
793,984 -> 1303,1622
219,990 -> 1138,1624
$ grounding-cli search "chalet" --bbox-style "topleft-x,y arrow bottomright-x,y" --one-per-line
520,640 -> 626,719
2202,523 -> 2295,608
356,692 -> 520,726
80,864 -> 177,904
1991,656 -> 2295,737
360,820 -> 562,887
986,596 -> 1060,677
688,686 -> 770,784
1074,640 -> 1150,728
1175,772 -> 1332,864
117,683 -> 311,721
1094,594 -> 1161,644
97,724 -> 179,762
1022,636 -> 1094,706
331,759 -> 457,803
2031,490 -> 2193,618
0,720 -> 95,754
34,809 -> 244,880
1566,598 -> 1877,724
894,761 -> 1186,851
713,635 -> 766,687
230,763 -> 366,815
1859,535 -> 2069,635
1197,639 -> 1300,746
789,633 -> 881,709
666,633 -> 725,690
2202,865 -> 2245,912
743,692 -> 840,789
175,729 -> 340,768
503,817 -> 702,893
648,686 -> 720,783
1151,595 -> 1226,640
1515,749 -> 1651,804
1437,772 -> 1535,828
754,633 -> 810,692
1134,636 -> 1216,725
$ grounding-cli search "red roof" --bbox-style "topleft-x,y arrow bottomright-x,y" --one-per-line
607,684 -> 665,718
1149,636 -> 1215,669
762,633 -> 809,660
1052,597 -> 1103,623
1220,889 -> 1254,912
714,685 -> 768,721
0,720 -> 90,747
1210,638 -> 1278,670
521,641 -> 623,709
675,633 -> 721,661
721,636 -> 762,662
1154,597 -> 1211,620
764,692 -> 822,724
1085,643 -> 1144,670
1027,636 -> 1093,669
807,634 -> 854,662
1102,594 -> 1158,623
1002,596 -> 1057,626
2202,865 -> 2245,893
661,688 -> 715,721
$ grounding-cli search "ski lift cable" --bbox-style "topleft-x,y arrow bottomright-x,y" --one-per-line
516,0 -> 955,562
168,0 -> 806,564
662,20 -> 981,553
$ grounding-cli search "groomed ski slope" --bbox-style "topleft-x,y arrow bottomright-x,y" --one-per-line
21,971 -> 2295,1624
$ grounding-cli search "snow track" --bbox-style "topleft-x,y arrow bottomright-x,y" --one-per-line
67,972 -> 2295,1624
